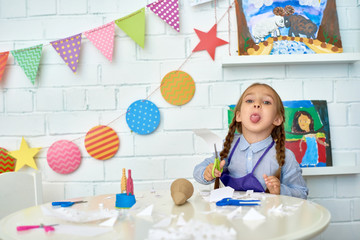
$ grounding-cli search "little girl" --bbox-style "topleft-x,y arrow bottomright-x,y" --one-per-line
193,83 -> 308,199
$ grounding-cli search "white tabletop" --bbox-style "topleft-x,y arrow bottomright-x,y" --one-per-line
0,190 -> 330,240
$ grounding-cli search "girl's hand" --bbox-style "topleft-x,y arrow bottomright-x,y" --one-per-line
204,160 -> 225,181
263,174 -> 280,195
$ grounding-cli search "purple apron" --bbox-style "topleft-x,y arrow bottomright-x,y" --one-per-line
220,138 -> 275,192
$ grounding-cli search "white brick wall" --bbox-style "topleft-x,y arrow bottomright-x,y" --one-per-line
314,199 -> 352,222
328,103 -> 347,126
210,83 -> 241,106
306,176 -> 335,198
335,80 -> 360,102
47,112 -> 99,134
58,0 -> 88,15
0,19 -> 43,41
138,36 -> 187,60
36,88 -> 63,111
349,103 -> 360,125
0,90 -> 4,112
28,0 -> 56,16
0,0 -> 26,18
88,0 -> 119,14
0,1 -> 359,239
354,199 -> 360,220
87,87 -> 116,110
64,88 -> 87,111
5,89 -> 33,112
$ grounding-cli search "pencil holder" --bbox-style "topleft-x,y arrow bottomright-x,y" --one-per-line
115,193 -> 136,209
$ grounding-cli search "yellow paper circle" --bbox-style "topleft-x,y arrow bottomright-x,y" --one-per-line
161,70 -> 195,106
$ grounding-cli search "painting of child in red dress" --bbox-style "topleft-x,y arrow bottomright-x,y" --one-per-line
283,100 -> 332,167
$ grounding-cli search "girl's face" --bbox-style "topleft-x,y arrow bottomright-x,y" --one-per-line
235,85 -> 283,142
298,114 -> 311,132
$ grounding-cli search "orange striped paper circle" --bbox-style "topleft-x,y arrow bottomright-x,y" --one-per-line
85,125 -> 119,160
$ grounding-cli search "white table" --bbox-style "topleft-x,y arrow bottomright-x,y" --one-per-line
0,191 -> 330,240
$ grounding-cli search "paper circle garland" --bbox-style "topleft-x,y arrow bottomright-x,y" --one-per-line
126,100 -> 160,135
85,125 -> 119,160
161,70 -> 195,106
47,140 -> 81,174
0,147 -> 15,174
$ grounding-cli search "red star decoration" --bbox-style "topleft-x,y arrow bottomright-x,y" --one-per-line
192,24 -> 228,60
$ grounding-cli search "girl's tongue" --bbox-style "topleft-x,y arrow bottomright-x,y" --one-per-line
250,114 -> 261,123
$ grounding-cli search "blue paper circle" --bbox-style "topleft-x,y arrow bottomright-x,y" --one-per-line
126,100 -> 160,135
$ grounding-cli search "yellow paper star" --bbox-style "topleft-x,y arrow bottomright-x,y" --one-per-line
9,137 -> 41,172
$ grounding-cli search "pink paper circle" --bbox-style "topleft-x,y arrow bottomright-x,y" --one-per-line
47,140 -> 81,174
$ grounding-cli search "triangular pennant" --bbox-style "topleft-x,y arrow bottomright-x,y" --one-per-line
11,45 -> 43,85
115,8 -> 145,48
50,33 -> 82,73
0,51 -> 9,82
147,0 -> 180,32
84,22 -> 115,62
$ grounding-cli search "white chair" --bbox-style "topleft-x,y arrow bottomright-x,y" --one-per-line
0,171 -> 43,219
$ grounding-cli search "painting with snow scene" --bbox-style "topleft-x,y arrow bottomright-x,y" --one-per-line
234,0 -> 343,55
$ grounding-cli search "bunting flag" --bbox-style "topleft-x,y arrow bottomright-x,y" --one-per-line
161,70 -> 195,106
0,147 -> 15,174
85,125 -> 119,160
50,33 -> 82,73
47,140 -> 81,174
115,8 -> 146,48
147,0 -> 180,32
126,100 -> 160,135
0,52 -> 9,82
11,45 -> 43,85
84,22 -> 115,62
192,24 -> 228,60
8,137 -> 41,172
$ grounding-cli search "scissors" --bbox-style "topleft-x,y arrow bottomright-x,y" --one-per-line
52,200 -> 87,207
216,198 -> 261,206
17,224 -> 58,232
212,144 -> 223,178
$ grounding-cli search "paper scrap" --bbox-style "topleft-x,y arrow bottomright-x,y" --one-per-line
209,186 -> 234,202
245,190 -> 254,196
137,204 -> 153,217
55,224 -> 112,236
147,219 -> 236,240
41,206 -> 118,223
227,207 -> 242,220
268,202 -> 303,217
177,214 -> 187,226
199,209 -> 217,215
153,217 -> 173,228
193,129 -> 223,152
243,208 -> 265,221
99,215 -> 118,227
242,208 -> 266,230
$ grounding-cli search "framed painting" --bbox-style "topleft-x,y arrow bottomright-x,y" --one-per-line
283,100 -> 332,167
234,0 -> 342,55
228,100 -> 332,167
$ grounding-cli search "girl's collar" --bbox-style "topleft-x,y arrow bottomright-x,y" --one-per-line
239,134 -> 273,153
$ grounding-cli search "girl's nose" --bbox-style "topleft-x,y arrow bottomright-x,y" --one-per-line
254,104 -> 260,109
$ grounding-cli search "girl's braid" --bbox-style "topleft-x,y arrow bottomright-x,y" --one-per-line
220,118 -> 239,160
272,124 -> 286,180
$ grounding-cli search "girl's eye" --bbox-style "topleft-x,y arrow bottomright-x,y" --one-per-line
263,101 -> 272,105
245,99 -> 253,103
